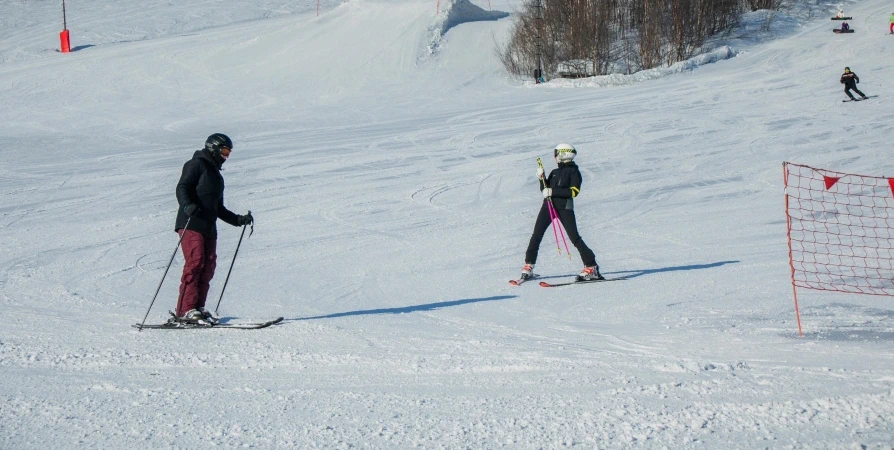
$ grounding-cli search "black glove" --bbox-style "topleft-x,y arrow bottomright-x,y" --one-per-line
183,203 -> 198,217
237,212 -> 253,226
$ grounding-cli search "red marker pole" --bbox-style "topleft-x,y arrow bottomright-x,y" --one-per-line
59,0 -> 70,53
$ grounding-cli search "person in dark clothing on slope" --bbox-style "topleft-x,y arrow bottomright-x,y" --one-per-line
841,67 -> 868,101
520,143 -> 603,282
174,133 -> 253,325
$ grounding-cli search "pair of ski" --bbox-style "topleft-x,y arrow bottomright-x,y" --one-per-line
134,316 -> 284,330
843,95 -> 878,102
509,275 -> 627,287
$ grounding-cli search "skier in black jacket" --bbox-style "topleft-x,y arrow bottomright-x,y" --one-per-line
841,67 -> 867,101
173,133 -> 253,325
520,143 -> 602,281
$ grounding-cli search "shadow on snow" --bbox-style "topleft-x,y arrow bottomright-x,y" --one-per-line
608,260 -> 740,279
288,295 -> 516,321
236,263 -> 738,324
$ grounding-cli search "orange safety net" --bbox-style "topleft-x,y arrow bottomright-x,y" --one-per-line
784,162 -> 894,297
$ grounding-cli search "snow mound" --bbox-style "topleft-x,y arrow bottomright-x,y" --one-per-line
540,46 -> 739,88
426,0 -> 509,55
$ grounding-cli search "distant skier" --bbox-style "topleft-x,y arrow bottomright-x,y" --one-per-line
840,67 -> 868,101
519,143 -> 603,282
889,12 -> 894,34
174,133 -> 254,325
840,21 -> 850,32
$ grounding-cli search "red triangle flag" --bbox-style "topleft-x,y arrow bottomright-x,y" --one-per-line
889,179 -> 894,199
823,175 -> 840,190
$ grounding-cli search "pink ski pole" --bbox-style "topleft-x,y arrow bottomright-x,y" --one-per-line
547,198 -> 572,260
546,195 -> 563,255
538,158 -> 562,255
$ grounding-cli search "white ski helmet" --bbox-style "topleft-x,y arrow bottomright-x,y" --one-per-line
554,143 -> 577,162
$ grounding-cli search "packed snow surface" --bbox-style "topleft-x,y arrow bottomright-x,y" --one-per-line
1,0 -> 893,448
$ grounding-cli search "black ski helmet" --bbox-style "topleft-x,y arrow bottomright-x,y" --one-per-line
205,133 -> 233,154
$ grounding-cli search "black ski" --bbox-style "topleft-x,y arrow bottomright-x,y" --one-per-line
134,317 -> 284,330
844,95 -> 877,102
539,277 -> 627,287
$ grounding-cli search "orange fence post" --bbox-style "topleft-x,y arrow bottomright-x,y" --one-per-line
59,29 -> 70,53
783,162 -> 803,336
60,0 -> 70,53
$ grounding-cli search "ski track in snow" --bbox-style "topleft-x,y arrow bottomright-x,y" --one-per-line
1,0 -> 894,447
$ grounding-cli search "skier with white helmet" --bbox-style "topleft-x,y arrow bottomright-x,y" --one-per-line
519,143 -> 602,282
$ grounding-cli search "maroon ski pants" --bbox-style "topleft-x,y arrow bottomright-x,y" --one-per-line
175,229 -> 217,316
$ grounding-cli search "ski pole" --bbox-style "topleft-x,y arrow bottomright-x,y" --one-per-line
214,211 -> 253,315
547,198 -> 573,260
538,158 -> 562,255
137,216 -> 191,331
546,195 -> 563,256
539,158 -> 572,259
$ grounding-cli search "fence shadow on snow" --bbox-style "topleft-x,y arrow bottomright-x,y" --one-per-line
792,303 -> 894,342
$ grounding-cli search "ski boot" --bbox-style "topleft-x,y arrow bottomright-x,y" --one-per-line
198,307 -> 219,325
520,263 -> 535,280
577,266 -> 605,281
171,309 -> 212,326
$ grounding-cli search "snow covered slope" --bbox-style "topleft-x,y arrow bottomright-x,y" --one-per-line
1,0 -> 892,447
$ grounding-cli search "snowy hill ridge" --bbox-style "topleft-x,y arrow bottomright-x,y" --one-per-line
1,0 -> 894,448
548,46 -> 739,88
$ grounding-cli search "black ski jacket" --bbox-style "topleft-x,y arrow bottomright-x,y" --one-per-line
175,149 -> 239,238
541,162 -> 582,210
840,71 -> 859,87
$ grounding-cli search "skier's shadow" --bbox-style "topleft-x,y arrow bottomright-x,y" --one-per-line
607,260 -> 740,279
287,295 -> 516,322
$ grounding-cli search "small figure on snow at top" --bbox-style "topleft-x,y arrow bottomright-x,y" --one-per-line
840,67 -> 868,101
832,9 -> 852,20
518,143 -> 603,282
889,12 -> 894,34
840,21 -> 850,32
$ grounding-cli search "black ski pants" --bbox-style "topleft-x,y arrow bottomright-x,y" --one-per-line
525,201 -> 597,267
844,83 -> 865,99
